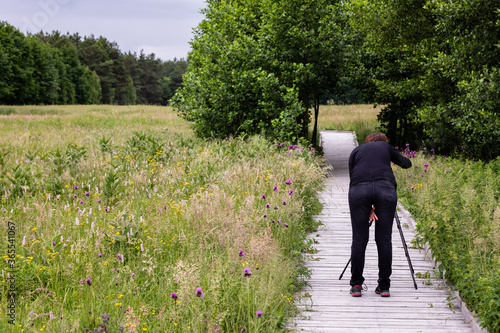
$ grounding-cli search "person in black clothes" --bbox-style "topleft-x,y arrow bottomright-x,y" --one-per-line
348,133 -> 412,297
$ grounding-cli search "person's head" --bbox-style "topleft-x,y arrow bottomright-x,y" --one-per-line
364,133 -> 388,143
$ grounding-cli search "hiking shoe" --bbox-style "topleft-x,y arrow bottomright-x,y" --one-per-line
375,286 -> 390,297
350,285 -> 362,297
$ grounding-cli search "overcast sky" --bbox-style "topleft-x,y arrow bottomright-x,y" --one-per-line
0,0 -> 207,61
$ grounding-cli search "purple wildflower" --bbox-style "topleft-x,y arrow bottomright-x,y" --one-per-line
285,179 -> 292,185
424,163 -> 429,167
256,310 -> 263,318
261,194 -> 266,199
288,190 -> 294,196
265,203 -> 270,209
195,287 -> 205,297
85,192 -> 90,196
243,268 -> 252,277
73,194 -> 78,199
274,186 -> 278,192
97,199 -> 101,203
98,253 -> 102,258
52,241 -> 56,246
171,293 -> 178,301
263,213 -> 267,218
74,185 -> 78,190
274,206 -> 279,210
86,278 -> 92,286
282,200 -> 287,205
80,201 -> 84,205
239,249 -> 245,257
283,223 -> 289,228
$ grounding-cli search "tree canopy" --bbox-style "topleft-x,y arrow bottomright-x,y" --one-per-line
345,0 -> 500,160
171,0 -> 345,144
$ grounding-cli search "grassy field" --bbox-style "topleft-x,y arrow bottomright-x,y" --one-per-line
4,104 -> 497,332
0,105 -> 331,332
394,150 -> 500,332
316,104 -> 382,144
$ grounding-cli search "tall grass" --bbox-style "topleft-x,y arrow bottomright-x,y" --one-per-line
394,149 -> 500,332
316,104 -> 382,144
0,106 -> 326,332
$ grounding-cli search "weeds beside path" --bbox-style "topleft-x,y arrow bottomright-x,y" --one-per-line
394,149 -> 500,332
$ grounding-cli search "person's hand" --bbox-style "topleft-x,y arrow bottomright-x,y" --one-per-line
369,207 -> 378,223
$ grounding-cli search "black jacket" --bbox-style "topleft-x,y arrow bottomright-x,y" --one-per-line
348,141 -> 412,188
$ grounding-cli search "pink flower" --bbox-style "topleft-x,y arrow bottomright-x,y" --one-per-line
195,287 -> 205,297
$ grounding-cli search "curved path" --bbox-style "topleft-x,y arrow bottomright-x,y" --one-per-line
290,131 -> 477,333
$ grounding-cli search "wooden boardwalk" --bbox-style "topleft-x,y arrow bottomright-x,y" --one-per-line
290,131 -> 476,333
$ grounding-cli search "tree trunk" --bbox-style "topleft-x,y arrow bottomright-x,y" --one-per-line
312,98 -> 320,147
302,98 -> 310,140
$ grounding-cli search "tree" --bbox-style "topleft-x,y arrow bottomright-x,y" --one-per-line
171,0 -> 345,144
259,0 -> 345,145
345,0 -> 500,159
0,22 -> 34,104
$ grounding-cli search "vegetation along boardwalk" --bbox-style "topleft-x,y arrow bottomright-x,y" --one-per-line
291,131 -> 476,333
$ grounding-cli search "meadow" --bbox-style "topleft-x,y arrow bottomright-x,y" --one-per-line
3,104 -> 497,332
393,149 -> 500,332
0,105 -> 328,332
316,104 -> 381,145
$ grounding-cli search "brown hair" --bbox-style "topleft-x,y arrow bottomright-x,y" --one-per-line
364,133 -> 388,143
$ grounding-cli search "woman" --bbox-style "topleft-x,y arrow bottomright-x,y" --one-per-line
348,133 -> 412,297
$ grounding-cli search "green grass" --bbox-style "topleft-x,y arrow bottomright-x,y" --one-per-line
0,105 -> 326,332
316,104 -> 382,144
394,150 -> 500,332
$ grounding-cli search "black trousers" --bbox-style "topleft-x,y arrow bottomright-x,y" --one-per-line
348,180 -> 397,290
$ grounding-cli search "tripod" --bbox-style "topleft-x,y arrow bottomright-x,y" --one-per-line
339,212 -> 418,290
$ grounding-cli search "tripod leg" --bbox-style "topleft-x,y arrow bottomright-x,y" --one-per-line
339,258 -> 351,280
340,221 -> 372,280
395,212 -> 418,290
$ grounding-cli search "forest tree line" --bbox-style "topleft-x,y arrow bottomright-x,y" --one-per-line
0,21 -> 187,106
172,0 -> 499,160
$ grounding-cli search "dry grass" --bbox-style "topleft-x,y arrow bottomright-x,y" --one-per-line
315,104 -> 382,143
